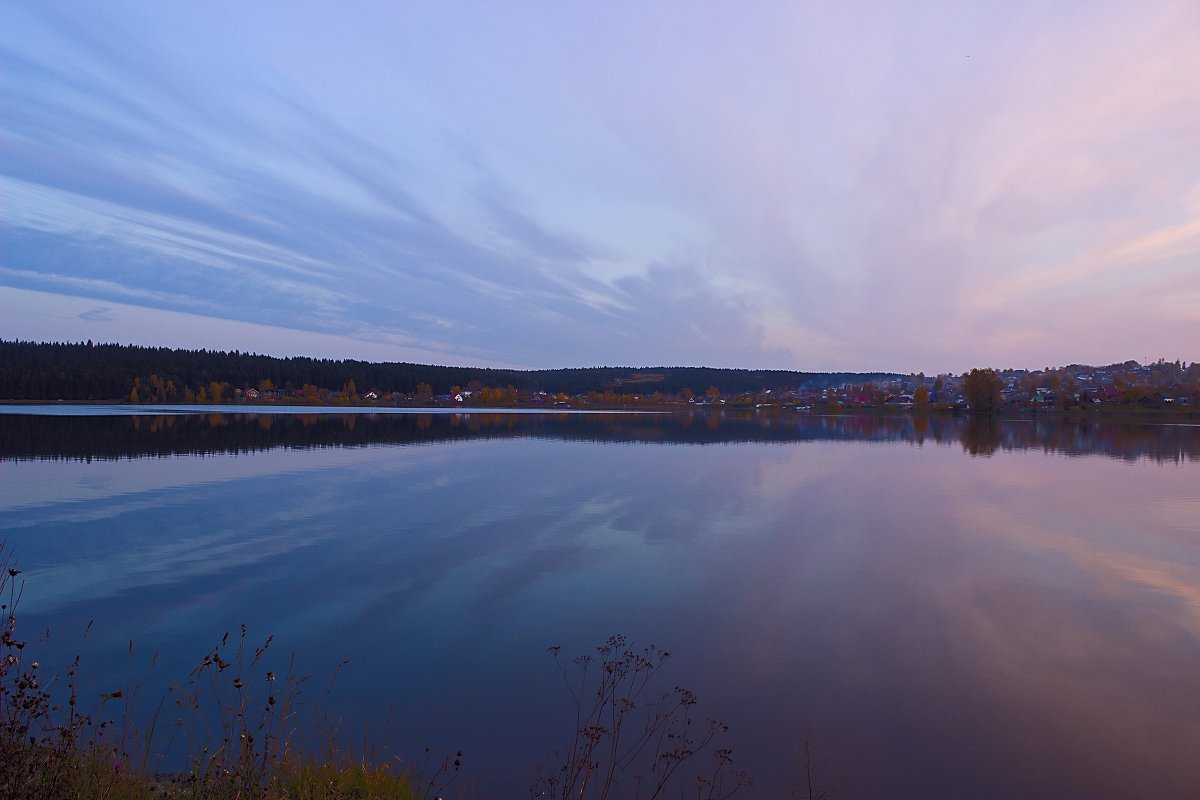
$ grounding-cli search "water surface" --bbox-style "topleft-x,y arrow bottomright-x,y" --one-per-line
2,410 -> 1198,798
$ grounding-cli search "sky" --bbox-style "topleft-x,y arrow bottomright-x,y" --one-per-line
2,1 -> 1198,373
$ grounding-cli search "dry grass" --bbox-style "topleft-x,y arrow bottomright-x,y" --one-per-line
2,547 -> 791,799
532,635 -> 751,800
0,547 -> 462,800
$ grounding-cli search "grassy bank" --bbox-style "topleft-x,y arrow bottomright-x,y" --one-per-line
1,550 -> 755,800
0,554 -> 465,800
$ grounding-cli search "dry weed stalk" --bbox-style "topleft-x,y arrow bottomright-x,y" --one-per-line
533,634 -> 750,800
0,546 -> 461,799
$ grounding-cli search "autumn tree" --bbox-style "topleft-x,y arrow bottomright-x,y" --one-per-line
962,368 -> 1003,413
914,386 -> 930,406
415,382 -> 433,402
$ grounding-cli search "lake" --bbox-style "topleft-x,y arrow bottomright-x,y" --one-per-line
2,408 -> 1198,798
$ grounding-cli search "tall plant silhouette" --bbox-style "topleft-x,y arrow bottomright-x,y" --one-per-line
533,635 -> 749,799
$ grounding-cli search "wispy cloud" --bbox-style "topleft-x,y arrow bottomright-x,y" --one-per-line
77,306 -> 113,323
2,0 -> 1196,369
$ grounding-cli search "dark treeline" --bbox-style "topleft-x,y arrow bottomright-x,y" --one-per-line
0,340 -> 896,400
2,410 -> 1196,464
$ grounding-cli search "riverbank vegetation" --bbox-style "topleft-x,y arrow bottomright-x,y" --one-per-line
1,549 -> 757,799
0,340 -> 894,404
3,341 -> 1196,420
1,553 -> 453,799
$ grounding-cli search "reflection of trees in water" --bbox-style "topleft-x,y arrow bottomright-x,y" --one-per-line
960,416 -> 1002,456
1,411 -> 1197,464
912,413 -> 930,443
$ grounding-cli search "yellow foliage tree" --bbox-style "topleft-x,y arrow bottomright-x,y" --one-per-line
962,368 -> 1003,413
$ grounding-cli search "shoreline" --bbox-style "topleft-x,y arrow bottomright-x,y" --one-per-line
3,398 -> 1198,422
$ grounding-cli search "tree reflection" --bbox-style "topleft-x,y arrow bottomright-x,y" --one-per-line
960,415 -> 1002,456
0,410 -> 1197,464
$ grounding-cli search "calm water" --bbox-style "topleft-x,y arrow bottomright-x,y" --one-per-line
2,409 -> 1199,798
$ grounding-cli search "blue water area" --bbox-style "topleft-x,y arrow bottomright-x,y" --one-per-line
2,410 -> 1199,798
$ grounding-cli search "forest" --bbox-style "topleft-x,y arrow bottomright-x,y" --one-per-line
0,340 -> 898,402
